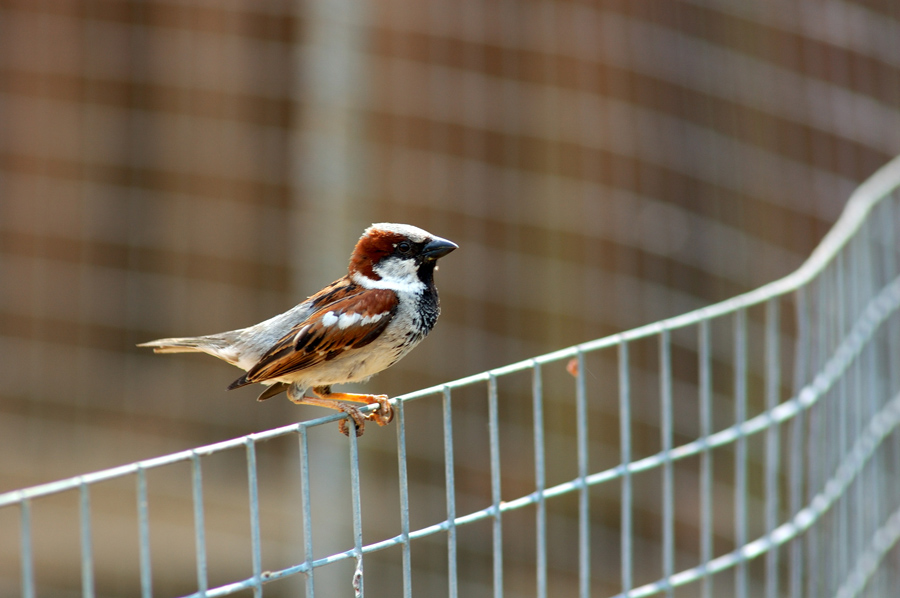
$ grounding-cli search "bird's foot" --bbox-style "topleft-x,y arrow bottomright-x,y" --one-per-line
337,404 -> 366,437
287,389 -> 368,436
365,395 -> 394,427
308,387 -> 394,434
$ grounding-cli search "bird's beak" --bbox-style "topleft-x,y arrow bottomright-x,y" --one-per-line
422,237 -> 458,259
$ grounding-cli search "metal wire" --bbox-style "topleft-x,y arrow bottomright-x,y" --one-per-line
2,155 -> 900,597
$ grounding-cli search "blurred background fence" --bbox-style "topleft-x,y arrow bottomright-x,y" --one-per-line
1,0 -> 900,596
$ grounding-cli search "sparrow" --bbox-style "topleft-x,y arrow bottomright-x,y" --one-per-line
138,223 -> 457,436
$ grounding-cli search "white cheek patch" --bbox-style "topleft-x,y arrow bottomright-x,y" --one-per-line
375,256 -> 418,280
354,258 -> 425,293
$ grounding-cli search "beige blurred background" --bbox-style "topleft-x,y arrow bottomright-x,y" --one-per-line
1,0 -> 899,596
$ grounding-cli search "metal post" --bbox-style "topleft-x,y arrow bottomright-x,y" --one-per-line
488,375 -> 504,598
764,299 -> 781,598
734,309 -> 748,598
532,362 -> 548,598
443,387 -> 458,598
20,499 -> 35,598
699,320 -> 714,598
137,467 -> 153,598
245,439 -> 263,598
349,420 -> 365,598
619,341 -> 633,595
79,483 -> 95,598
659,331 -> 674,598
191,453 -> 209,597
576,350 -> 591,598
396,402 -> 413,598
299,427 -> 315,598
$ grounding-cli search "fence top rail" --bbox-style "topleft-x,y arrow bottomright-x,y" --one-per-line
2,154 -> 900,508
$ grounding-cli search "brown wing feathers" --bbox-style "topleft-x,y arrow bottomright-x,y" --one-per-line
227,288 -> 399,390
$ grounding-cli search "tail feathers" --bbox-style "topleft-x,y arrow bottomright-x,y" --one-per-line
255,382 -> 289,401
227,373 -> 252,390
137,335 -> 234,359
139,337 -> 206,353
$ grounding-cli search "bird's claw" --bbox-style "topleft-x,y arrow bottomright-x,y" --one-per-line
338,405 -> 366,437
365,395 -> 394,427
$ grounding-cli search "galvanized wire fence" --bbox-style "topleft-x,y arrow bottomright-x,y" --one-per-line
3,155 -> 900,597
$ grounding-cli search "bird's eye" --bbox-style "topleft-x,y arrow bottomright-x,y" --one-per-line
397,241 -> 412,254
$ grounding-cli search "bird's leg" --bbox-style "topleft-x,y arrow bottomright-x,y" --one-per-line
287,386 -> 367,436
311,386 -> 394,428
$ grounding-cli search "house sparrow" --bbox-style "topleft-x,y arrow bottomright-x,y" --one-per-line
138,223 -> 457,436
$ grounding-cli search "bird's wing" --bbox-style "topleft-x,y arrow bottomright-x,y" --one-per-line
228,288 -> 399,388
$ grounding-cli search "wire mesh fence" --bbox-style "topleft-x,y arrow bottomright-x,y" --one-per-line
3,155 -> 900,597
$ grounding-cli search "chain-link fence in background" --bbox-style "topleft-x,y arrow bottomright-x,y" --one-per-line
3,155 -> 900,597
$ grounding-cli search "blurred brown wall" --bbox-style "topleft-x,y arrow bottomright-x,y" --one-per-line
1,0 -> 899,596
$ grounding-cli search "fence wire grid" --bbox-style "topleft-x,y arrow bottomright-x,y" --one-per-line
4,155 -> 900,597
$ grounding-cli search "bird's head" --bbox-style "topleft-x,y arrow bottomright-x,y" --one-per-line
349,223 -> 458,291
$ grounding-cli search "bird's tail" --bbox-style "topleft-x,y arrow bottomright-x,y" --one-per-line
137,335 -> 232,356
